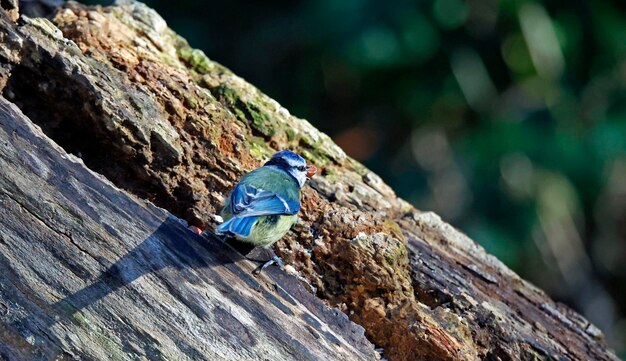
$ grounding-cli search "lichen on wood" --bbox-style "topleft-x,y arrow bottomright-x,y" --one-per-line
0,1 -> 619,360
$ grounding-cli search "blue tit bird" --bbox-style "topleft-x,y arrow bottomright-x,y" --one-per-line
216,150 -> 316,272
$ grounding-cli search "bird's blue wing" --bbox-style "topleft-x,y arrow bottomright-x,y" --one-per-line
216,178 -> 300,238
229,183 -> 300,217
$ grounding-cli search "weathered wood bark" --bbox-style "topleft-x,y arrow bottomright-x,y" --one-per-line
0,1 -> 619,360
0,99 -> 378,360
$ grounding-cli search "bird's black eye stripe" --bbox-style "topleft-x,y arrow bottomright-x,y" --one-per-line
265,156 -> 307,172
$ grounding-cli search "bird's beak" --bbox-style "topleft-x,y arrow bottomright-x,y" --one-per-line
306,164 -> 317,178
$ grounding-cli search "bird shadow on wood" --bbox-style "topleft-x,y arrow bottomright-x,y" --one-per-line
16,215 -> 281,329
52,216 -> 243,313
61,216 -> 260,313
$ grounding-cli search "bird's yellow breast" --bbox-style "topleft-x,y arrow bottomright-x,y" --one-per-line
233,214 -> 298,248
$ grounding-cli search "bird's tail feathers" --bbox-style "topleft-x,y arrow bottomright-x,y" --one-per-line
216,216 -> 257,238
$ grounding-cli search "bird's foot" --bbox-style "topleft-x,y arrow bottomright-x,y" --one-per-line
188,225 -> 204,235
252,255 -> 285,275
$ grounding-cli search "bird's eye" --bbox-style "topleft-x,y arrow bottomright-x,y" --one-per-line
297,166 -> 306,171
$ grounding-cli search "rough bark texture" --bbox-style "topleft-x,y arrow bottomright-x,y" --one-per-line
0,1 -> 619,360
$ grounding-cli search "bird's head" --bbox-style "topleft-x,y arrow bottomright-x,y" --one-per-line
264,150 -> 317,188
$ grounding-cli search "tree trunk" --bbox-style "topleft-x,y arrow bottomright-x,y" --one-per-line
0,1 -> 618,360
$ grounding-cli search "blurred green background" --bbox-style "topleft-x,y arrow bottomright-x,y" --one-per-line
87,0 -> 626,355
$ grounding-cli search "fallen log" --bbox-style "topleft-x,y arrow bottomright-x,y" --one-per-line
0,98 -> 378,360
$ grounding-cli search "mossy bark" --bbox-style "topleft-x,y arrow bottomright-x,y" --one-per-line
0,1 -> 619,360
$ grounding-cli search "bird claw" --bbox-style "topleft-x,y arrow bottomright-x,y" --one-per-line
273,255 -> 285,269
252,255 -> 285,275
